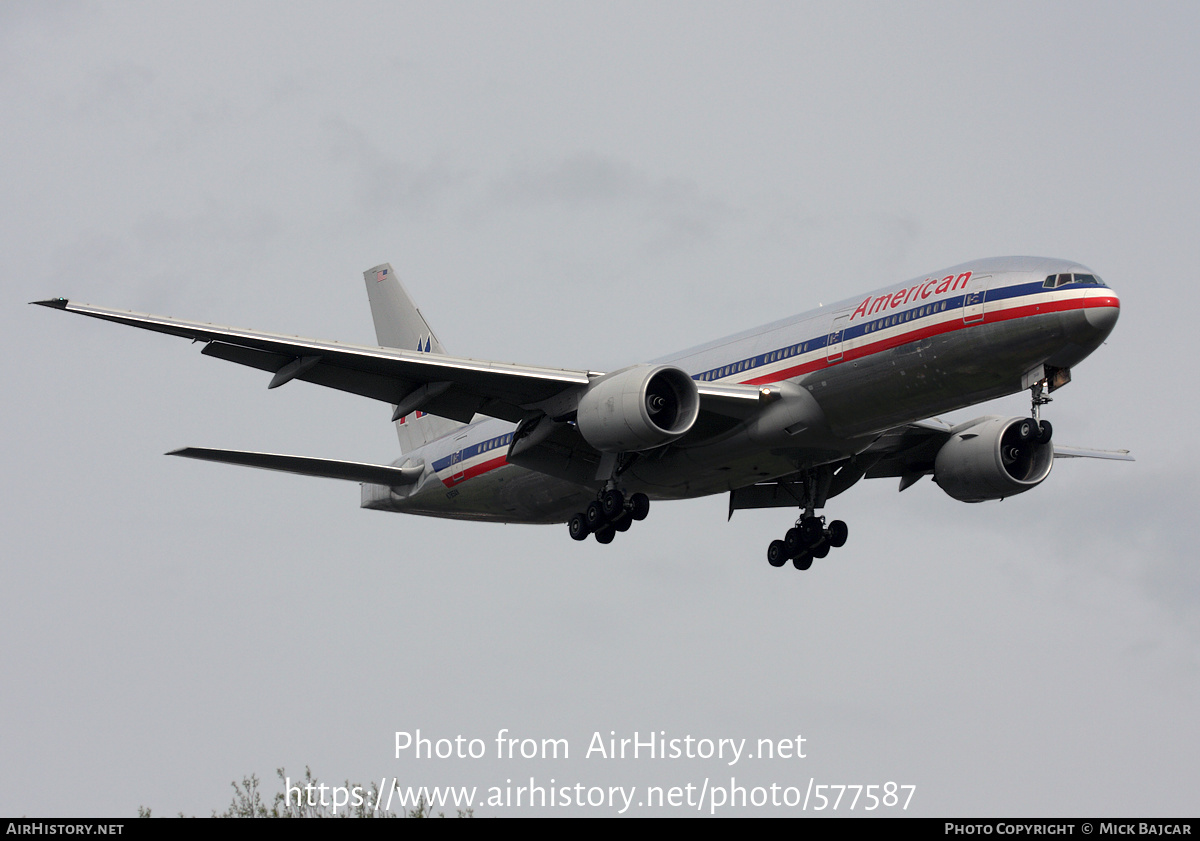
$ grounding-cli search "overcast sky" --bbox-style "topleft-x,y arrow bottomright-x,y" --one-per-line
3,1 -> 1197,817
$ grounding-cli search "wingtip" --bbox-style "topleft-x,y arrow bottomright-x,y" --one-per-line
30,297 -> 69,309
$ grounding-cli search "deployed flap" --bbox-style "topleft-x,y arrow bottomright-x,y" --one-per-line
168,447 -> 424,486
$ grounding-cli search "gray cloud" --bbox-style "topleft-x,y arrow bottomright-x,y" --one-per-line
325,118 -> 467,221
489,152 -> 731,258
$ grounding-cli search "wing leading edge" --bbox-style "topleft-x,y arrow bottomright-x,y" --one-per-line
33,298 -> 591,424
31,298 -> 764,427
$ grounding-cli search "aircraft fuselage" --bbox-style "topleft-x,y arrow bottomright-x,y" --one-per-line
362,256 -> 1120,523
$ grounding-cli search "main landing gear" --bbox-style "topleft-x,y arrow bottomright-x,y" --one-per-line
764,464 -> 848,571
568,489 -> 651,544
767,515 -> 849,571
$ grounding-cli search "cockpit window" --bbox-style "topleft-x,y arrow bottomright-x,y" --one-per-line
1044,272 -> 1103,288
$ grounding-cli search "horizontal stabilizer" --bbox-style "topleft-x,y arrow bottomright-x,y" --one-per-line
167,447 -> 424,486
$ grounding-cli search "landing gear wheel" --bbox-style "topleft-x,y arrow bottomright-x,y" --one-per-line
568,513 -> 590,541
1016,418 -> 1037,442
828,520 -> 848,548
767,540 -> 788,567
585,500 -> 606,530
784,527 -> 805,554
600,489 -> 625,519
612,512 -> 633,532
812,539 -> 830,559
793,552 -> 813,571
594,526 -> 615,544
629,493 -> 650,521
1037,419 -> 1053,443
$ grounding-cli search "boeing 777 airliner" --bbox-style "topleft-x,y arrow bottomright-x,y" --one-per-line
34,256 -> 1128,570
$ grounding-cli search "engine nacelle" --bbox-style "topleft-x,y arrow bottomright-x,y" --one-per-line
576,365 -> 700,453
933,416 -> 1054,502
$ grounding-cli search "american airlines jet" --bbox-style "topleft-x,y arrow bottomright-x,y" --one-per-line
34,256 -> 1128,571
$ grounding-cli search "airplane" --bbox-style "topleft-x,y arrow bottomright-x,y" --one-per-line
33,255 -> 1130,570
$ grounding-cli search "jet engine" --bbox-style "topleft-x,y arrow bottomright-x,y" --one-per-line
933,416 -> 1054,502
576,365 -> 700,453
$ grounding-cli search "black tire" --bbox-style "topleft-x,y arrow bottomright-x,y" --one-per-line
812,539 -> 830,559
767,540 -> 788,567
568,513 -> 590,541
601,489 -> 625,519
1038,419 -> 1053,443
793,552 -> 813,571
828,520 -> 848,548
1016,418 -> 1037,442
800,517 -> 823,546
585,500 -> 606,529
784,527 -> 805,554
612,512 -> 632,532
594,526 -> 615,544
629,493 -> 650,521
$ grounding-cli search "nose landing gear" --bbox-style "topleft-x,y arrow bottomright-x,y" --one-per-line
1028,378 -> 1055,444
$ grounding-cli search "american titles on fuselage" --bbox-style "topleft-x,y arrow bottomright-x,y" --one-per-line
851,270 -> 976,320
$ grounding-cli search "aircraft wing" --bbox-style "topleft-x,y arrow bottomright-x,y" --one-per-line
1049,445 -> 1135,460
859,419 -> 955,489
860,420 -> 1134,486
729,419 -> 1133,513
32,298 -> 763,425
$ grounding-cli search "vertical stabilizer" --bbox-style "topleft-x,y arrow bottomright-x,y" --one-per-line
364,263 -> 465,453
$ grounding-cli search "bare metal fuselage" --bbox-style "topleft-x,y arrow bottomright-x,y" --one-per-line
362,257 -> 1120,523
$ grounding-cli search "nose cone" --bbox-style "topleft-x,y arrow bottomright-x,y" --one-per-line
1084,287 -> 1121,339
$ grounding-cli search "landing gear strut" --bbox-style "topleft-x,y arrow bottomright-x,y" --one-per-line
1029,380 -> 1054,443
568,489 -> 650,544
